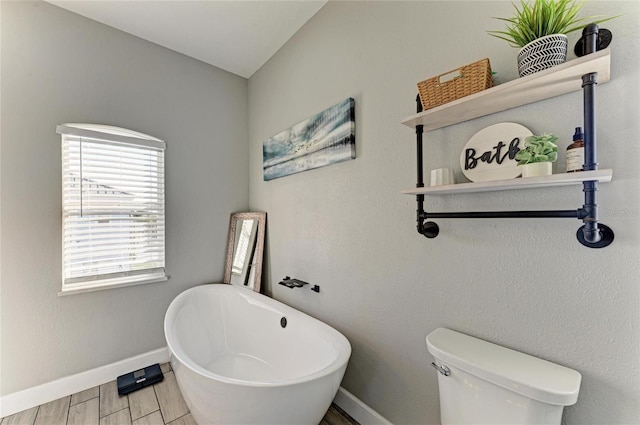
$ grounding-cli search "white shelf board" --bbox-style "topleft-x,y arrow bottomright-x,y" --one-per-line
401,169 -> 612,195
401,49 -> 610,131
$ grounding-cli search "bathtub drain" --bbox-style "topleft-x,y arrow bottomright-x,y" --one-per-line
280,317 -> 287,328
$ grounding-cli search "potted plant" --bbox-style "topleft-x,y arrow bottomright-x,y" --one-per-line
515,133 -> 558,177
488,0 -> 616,77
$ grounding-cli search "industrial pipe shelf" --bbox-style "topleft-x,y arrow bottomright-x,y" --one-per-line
404,26 -> 614,248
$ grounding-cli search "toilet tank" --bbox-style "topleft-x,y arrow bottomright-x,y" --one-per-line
426,328 -> 581,425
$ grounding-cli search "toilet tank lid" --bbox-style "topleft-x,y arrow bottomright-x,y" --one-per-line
426,328 -> 581,406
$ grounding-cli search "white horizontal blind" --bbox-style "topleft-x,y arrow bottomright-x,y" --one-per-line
58,124 -> 166,292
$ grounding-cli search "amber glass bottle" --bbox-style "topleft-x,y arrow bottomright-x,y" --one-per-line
566,127 -> 584,173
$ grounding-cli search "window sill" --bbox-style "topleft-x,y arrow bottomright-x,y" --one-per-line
58,275 -> 169,296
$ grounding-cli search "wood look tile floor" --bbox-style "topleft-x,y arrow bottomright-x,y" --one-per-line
0,363 -> 358,425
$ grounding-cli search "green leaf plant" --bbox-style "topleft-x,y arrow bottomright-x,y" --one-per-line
488,0 -> 618,48
515,133 -> 559,165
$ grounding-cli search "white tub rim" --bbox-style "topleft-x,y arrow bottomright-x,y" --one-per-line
164,283 -> 351,388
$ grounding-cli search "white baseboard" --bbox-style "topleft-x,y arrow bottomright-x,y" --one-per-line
1,349 -> 387,424
0,347 -> 169,418
333,386 -> 393,425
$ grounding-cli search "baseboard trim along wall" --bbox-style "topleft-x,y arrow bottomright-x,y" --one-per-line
0,347 -> 170,418
0,347 -> 390,424
334,386 -> 393,425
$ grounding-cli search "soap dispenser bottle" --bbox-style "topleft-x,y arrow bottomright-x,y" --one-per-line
566,127 -> 584,173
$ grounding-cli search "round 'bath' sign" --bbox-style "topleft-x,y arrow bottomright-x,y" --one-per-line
460,122 -> 532,182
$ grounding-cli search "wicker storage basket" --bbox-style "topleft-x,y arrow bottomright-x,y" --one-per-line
417,58 -> 493,111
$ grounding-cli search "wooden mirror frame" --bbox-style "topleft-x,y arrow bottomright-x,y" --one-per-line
223,212 -> 266,292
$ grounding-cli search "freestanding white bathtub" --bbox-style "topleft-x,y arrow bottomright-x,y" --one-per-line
164,283 -> 351,425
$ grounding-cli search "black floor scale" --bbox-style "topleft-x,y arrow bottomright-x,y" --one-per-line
117,363 -> 164,396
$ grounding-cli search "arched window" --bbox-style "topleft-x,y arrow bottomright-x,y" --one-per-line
57,124 -> 166,294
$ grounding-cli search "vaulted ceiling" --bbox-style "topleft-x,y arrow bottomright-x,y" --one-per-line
47,1 -> 328,78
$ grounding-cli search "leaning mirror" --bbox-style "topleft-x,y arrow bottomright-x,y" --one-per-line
223,212 -> 266,292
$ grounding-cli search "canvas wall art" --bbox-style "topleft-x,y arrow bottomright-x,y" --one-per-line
263,98 -> 355,181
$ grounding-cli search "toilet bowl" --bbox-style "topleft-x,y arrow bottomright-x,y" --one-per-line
426,328 -> 581,425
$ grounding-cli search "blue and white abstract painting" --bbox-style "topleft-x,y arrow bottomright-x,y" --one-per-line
263,98 -> 355,181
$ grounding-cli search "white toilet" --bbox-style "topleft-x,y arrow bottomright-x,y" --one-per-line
426,328 -> 582,425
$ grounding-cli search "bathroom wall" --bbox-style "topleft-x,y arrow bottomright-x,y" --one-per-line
248,2 -> 640,424
0,1 -> 248,395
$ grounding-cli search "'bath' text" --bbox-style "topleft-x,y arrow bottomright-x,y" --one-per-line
464,138 -> 521,170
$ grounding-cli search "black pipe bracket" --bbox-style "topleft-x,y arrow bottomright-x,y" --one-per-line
577,223 -> 614,248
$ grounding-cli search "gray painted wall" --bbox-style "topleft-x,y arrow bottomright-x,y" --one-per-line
1,1 -> 248,395
248,2 -> 640,424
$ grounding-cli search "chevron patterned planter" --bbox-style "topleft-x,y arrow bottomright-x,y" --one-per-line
517,34 -> 568,77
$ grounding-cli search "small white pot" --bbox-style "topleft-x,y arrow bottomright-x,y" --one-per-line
517,34 -> 568,77
520,162 -> 552,178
